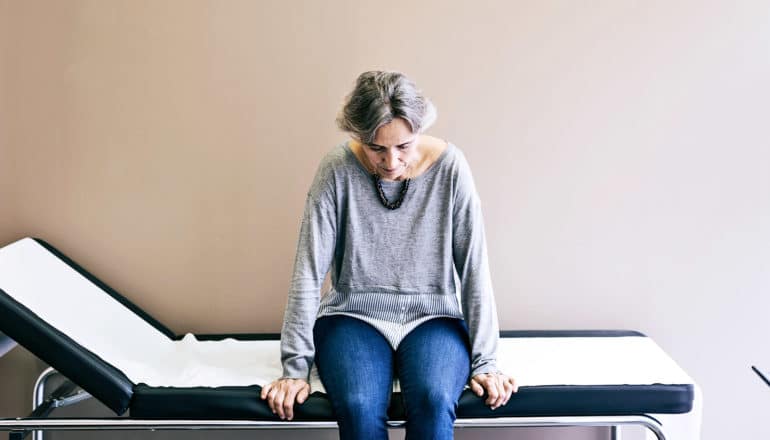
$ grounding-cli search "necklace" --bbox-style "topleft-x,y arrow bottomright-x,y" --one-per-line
372,173 -> 410,210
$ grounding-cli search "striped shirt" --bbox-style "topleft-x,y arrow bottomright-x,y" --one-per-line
280,141 -> 500,380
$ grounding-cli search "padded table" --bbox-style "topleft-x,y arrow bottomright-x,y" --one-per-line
0,237 -> 702,439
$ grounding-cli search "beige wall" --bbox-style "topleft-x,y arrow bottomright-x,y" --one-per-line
0,0 -> 15,245
1,1 -> 769,439
0,0 -> 40,420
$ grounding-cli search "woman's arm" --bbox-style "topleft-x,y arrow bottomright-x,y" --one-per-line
452,151 -> 518,409
280,161 -> 337,380
451,151 -> 500,378
266,160 -> 337,420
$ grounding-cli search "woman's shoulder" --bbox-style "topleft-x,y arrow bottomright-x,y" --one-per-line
314,142 -> 357,176
429,140 -> 477,195
318,141 -> 352,166
421,137 -> 469,175
308,142 -> 360,195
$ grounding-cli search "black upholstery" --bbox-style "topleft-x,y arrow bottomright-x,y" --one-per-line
0,288 -> 134,415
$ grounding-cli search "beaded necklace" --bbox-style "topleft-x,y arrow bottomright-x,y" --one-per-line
353,140 -> 414,210
372,173 -> 410,210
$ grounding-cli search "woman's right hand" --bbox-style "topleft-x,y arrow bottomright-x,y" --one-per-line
259,377 -> 310,421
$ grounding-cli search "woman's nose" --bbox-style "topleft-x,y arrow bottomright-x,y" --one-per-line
383,150 -> 399,167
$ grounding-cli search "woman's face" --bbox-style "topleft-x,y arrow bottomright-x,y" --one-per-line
362,117 -> 420,181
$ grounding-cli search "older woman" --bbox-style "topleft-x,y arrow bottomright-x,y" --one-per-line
261,71 -> 516,439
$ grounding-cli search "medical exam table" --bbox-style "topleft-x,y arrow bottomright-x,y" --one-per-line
0,237 -> 702,439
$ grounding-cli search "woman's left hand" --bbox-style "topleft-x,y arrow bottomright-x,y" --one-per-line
469,372 -> 518,410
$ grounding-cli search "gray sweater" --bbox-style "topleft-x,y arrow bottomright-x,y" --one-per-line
280,141 -> 500,380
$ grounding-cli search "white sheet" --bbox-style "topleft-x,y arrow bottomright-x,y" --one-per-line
0,238 -> 695,393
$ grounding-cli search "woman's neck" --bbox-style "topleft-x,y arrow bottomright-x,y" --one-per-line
349,135 -> 447,182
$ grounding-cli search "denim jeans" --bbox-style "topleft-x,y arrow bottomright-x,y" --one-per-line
313,315 -> 471,440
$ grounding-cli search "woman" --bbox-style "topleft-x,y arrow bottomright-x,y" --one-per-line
261,71 -> 517,439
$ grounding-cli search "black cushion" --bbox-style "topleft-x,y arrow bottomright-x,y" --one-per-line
129,383 -> 693,420
0,288 -> 134,415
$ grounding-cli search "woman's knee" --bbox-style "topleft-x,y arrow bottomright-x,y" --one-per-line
404,386 -> 459,418
334,391 -> 389,420
332,392 -> 390,440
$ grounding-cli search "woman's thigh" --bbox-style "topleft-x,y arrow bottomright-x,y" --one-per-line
396,318 -> 471,404
313,315 -> 394,413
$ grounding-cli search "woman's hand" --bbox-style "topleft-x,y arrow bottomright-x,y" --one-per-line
469,372 -> 518,410
260,377 -> 310,421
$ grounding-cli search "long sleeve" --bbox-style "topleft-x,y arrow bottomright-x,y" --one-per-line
279,162 -> 337,380
451,153 -> 500,378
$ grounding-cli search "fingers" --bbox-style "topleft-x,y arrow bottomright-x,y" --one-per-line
472,373 -> 499,407
260,379 -> 309,421
499,376 -> 513,407
502,376 -> 518,406
485,375 -> 502,408
259,382 -> 271,400
267,385 -> 283,418
283,385 -> 299,420
472,373 -> 518,410
296,383 -> 310,404
469,377 -> 484,397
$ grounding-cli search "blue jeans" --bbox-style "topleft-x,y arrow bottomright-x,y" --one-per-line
313,315 -> 471,440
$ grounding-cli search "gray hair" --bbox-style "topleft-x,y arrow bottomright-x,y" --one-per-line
336,71 -> 437,144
